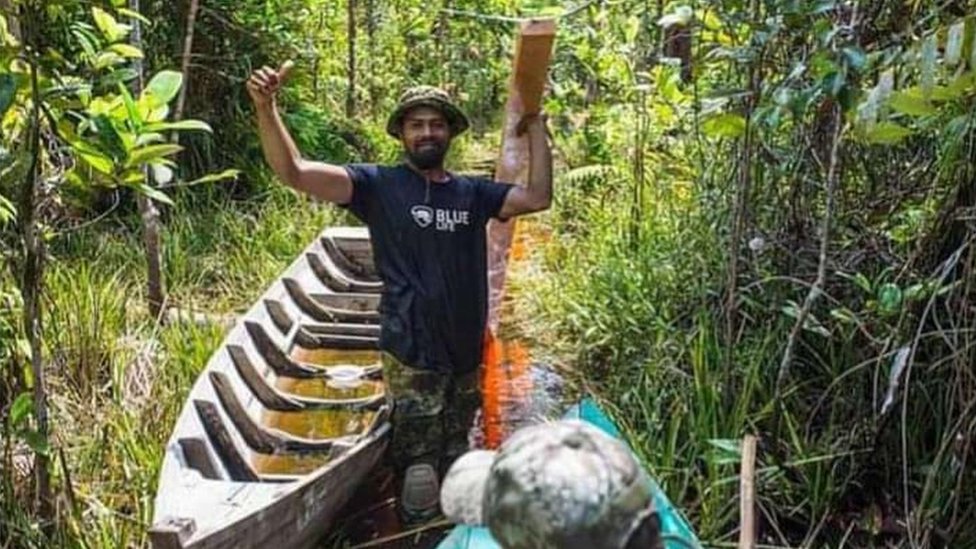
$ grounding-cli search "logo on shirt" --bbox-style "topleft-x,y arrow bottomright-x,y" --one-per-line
411,205 -> 434,228
410,204 -> 471,232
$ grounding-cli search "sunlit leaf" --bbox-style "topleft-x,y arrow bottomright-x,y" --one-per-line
10,392 -> 31,426
118,83 -> 141,128
94,51 -> 125,69
143,119 -> 212,133
183,169 -> 241,186
91,7 -> 130,42
125,144 -> 183,168
117,7 -> 151,25
134,182 -> 174,206
135,132 -> 165,147
109,43 -> 143,59
0,194 -> 15,225
888,92 -> 937,117
702,113 -> 747,138
143,70 -> 183,107
863,122 -> 913,144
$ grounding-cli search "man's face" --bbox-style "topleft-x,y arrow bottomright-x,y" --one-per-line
400,106 -> 451,170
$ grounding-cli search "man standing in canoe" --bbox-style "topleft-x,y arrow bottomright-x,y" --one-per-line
246,62 -> 553,524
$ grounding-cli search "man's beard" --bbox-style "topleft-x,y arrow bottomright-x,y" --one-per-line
405,140 -> 448,170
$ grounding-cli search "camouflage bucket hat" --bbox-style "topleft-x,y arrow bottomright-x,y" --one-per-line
386,85 -> 470,138
441,420 -> 656,549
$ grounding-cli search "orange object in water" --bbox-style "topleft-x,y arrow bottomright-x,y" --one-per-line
480,329 -> 533,449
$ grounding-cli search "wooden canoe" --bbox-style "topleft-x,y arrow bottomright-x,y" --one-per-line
149,226 -> 390,549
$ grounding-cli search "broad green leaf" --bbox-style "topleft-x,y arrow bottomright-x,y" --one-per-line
135,132 -> 165,147
863,122 -> 912,144
117,7 -> 151,25
94,51 -> 125,70
91,7 -> 130,42
702,113 -> 747,138
0,73 -> 16,119
109,43 -> 143,59
183,169 -> 241,186
135,182 -> 175,206
91,7 -> 117,40
75,148 -> 115,175
143,71 -> 183,107
10,392 -> 31,426
143,119 -> 212,133
888,92 -> 937,117
21,430 -> 50,456
125,144 -> 183,167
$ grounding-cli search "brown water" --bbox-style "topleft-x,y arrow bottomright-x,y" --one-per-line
252,452 -> 333,476
250,347 -> 383,475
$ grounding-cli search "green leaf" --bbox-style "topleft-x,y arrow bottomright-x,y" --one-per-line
117,7 -> 151,25
888,92 -> 937,117
0,73 -> 16,119
109,43 -> 143,59
21,430 -> 50,456
135,182 -> 174,206
10,392 -> 32,427
0,194 -> 15,225
125,144 -> 183,167
92,114 -> 127,161
143,71 -> 183,107
863,122 -> 913,145
94,51 -> 125,70
183,169 -> 241,186
878,283 -> 903,315
702,113 -> 747,138
135,132 -> 165,147
118,83 -> 141,128
72,145 -> 115,175
143,119 -> 212,133
91,7 -> 117,40
91,7 -> 130,42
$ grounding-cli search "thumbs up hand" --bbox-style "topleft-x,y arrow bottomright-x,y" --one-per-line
246,60 -> 295,109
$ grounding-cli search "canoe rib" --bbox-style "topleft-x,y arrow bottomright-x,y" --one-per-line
245,321 -> 328,379
209,372 -> 346,454
226,345 -> 384,412
177,438 -> 220,480
193,399 -> 260,482
263,299 -> 295,335
282,278 -> 379,324
293,326 -> 379,351
306,252 -> 383,294
321,236 -> 380,281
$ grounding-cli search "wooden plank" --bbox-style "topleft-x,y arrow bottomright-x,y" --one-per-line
283,278 -> 380,324
193,400 -> 260,482
738,434 -> 758,549
486,18 -> 556,333
306,252 -> 383,294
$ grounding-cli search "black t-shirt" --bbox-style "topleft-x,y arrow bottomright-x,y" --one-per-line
340,163 -> 514,374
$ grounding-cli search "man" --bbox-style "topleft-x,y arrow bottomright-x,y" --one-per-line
246,63 -> 553,524
440,419 -> 664,549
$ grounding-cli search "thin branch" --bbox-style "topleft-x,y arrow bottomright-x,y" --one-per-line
775,108 -> 845,392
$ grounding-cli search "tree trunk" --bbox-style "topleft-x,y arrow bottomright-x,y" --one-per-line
346,0 -> 357,118
20,2 -> 52,523
130,0 -> 166,320
172,0 -> 200,139
365,0 -> 376,108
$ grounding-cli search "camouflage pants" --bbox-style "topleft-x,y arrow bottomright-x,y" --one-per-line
382,352 -> 481,479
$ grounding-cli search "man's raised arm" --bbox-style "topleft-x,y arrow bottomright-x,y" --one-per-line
497,113 -> 553,219
247,62 -> 352,204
